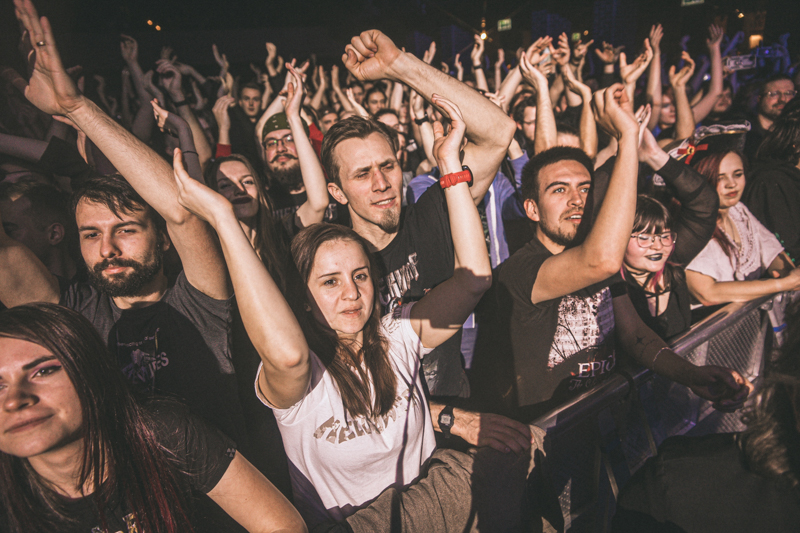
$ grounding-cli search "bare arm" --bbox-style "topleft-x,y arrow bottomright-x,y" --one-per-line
691,25 -> 724,123
519,53 -> 556,155
16,0 -> 229,299
429,402 -> 533,454
646,25 -> 663,131
494,48 -> 505,90
669,52 -> 697,142
686,267 -> 800,307
309,66 -> 327,111
389,77 -> 404,111
208,453 -> 306,533
330,65 -> 353,113
172,149 -> 311,408
409,97 -> 491,348
531,85 -> 640,303
561,63 -> 598,158
344,30 -> 516,205
409,91 -> 436,167
470,36 -> 489,92
284,66 -> 328,228
120,34 -> 156,143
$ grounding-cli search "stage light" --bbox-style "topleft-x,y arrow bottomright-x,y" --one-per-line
147,20 -> 153,25
155,25 -> 161,31
480,32 -> 487,40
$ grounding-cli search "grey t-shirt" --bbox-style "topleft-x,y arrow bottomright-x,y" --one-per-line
60,271 -> 247,444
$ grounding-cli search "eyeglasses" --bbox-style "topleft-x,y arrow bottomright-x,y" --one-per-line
632,232 -> 676,248
263,134 -> 294,150
765,90 -> 797,100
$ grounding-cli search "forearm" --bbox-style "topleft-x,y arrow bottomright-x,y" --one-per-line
550,74 -> 565,108
175,105 -> 212,172
68,98 -> 185,223
582,134 -> 638,266
687,275 -> 786,306
288,115 -> 328,226
390,80 -> 404,111
494,65 -> 503,92
165,112 -> 202,182
578,93 -> 598,158
473,67 -> 489,92
131,98 -> 156,143
691,49 -> 722,123
672,85 -> 695,141
126,61 -> 152,105
309,84 -> 326,111
534,80 -> 557,155
332,85 -> 354,112
497,67 -> 522,113
213,210 -> 309,376
217,123 -> 231,146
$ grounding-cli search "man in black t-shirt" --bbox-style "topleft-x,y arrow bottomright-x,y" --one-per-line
474,86 -> 753,421
320,31 -> 516,400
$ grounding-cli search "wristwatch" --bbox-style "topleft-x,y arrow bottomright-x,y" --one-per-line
438,405 -> 455,439
439,166 -> 473,189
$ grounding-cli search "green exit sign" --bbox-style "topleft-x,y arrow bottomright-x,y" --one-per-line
497,18 -> 512,31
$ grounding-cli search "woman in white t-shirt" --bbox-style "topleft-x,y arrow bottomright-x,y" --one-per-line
171,97 -> 498,530
686,150 -> 800,305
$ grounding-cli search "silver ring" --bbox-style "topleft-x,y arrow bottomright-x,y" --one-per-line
36,41 -> 46,47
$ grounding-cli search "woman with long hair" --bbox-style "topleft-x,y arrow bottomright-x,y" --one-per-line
0,303 -> 305,533
204,66 -> 330,290
686,147 -> 800,305
622,127 -> 718,338
171,96 -> 498,531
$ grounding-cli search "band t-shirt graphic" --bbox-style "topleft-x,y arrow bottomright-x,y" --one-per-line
373,183 -> 469,398
61,271 -> 247,445
475,237 -> 622,420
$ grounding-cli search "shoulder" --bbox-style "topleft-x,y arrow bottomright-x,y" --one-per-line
166,270 -> 231,318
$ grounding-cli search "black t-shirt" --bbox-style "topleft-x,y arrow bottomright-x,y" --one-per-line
29,401 -> 236,533
269,189 -> 347,236
474,237 -> 624,420
374,183 -> 469,398
60,272 -> 247,445
612,433 -> 800,532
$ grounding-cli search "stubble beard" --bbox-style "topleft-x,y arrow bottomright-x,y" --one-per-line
87,249 -> 163,298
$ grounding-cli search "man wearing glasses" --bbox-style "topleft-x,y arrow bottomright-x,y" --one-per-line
745,74 -> 797,162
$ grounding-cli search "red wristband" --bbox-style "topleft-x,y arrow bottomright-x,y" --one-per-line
439,166 -> 473,189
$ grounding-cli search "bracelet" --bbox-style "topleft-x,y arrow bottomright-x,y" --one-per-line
172,99 -> 189,107
651,346 -> 671,371
182,150 -> 197,155
473,65 -> 483,70
414,116 -> 430,125
439,166 -> 473,189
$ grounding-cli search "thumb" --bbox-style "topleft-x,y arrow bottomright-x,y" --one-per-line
772,270 -> 781,278
619,52 -> 627,67
432,120 -> 444,140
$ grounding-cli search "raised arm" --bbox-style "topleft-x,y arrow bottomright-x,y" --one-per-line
691,25 -> 724,123
561,62 -> 598,158
309,66 -> 327,111
152,99 -> 202,182
330,64 -> 353,113
531,85 -> 640,303
172,149 -> 310,409
409,97 -> 492,348
619,39 -> 654,113
284,65 -> 329,229
470,35 -> 489,92
667,52 -> 697,143
494,48 -> 505,90
16,0 -> 229,299
343,30 -> 516,205
120,34 -> 156,143
646,25 -> 664,131
519,53 -> 557,155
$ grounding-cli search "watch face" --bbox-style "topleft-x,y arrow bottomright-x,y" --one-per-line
441,414 -> 453,426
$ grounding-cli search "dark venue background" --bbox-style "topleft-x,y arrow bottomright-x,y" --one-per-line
1,0 -> 798,91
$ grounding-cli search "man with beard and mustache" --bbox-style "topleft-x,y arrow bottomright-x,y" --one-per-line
262,112 -> 343,228
744,74 -> 797,162
472,86 -> 752,425
0,1 -> 252,477
321,30 -> 518,407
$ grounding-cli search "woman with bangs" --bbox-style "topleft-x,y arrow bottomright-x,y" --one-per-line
622,125 -> 719,338
686,146 -> 800,306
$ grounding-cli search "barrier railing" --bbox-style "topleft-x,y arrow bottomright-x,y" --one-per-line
530,294 -> 779,532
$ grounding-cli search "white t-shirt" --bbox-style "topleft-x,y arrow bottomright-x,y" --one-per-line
686,202 -> 783,282
256,303 -> 436,525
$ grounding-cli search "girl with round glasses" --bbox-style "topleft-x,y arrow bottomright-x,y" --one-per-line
622,126 -> 719,338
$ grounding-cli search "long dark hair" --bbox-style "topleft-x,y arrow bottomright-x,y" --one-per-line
692,151 -> 746,259
205,154 -> 288,291
0,304 -> 193,533
623,195 -> 683,295
290,223 -> 397,419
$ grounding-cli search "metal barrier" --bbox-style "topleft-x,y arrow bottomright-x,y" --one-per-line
529,294 -> 782,532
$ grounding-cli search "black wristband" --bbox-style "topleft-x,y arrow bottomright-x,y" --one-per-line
414,116 -> 430,125
472,64 -> 483,70
172,99 -> 189,107
438,405 -> 455,439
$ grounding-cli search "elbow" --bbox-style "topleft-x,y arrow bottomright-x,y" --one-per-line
454,268 -> 493,298
591,254 -> 624,279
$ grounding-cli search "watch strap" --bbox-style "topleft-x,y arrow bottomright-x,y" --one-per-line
438,405 -> 455,438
